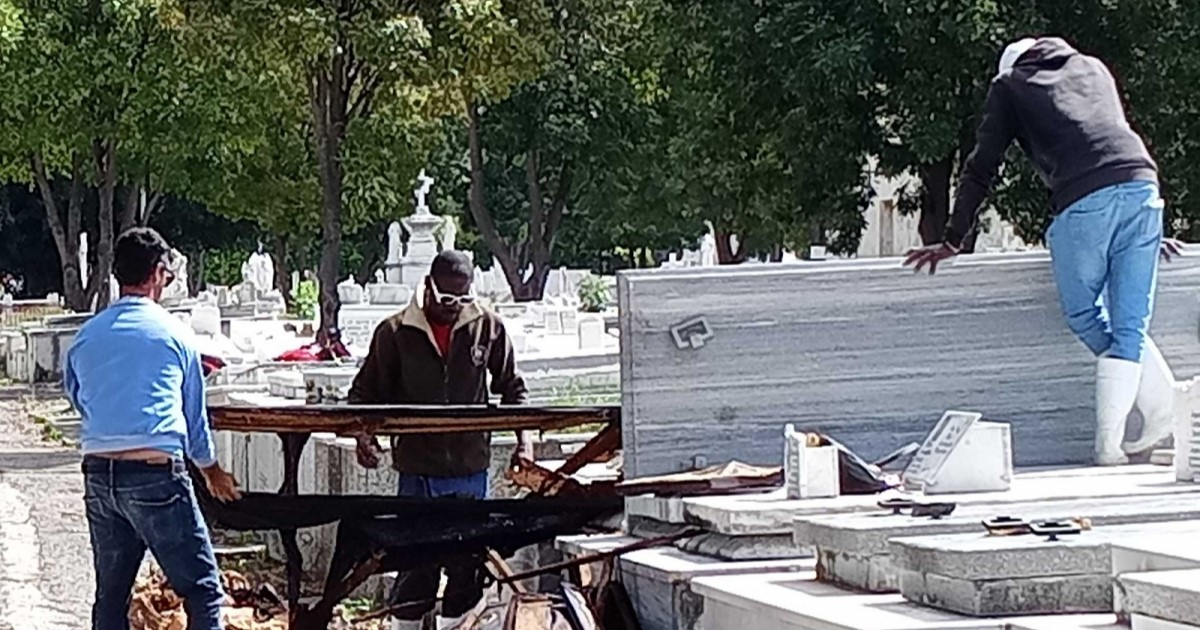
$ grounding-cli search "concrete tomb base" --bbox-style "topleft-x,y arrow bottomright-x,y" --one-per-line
1120,570 -> 1200,629
691,571 -> 1123,630
797,491 -> 1200,593
556,534 -> 812,630
629,466 -> 1194,539
891,521 -> 1200,617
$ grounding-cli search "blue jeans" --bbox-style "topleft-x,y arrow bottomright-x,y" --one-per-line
83,457 -> 223,630
389,471 -> 488,620
1047,181 -> 1164,363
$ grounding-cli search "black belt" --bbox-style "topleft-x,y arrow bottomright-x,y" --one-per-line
81,455 -> 186,475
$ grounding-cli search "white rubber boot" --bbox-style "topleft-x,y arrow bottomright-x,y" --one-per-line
1096,356 -> 1141,466
1123,339 -> 1176,455
390,618 -> 424,630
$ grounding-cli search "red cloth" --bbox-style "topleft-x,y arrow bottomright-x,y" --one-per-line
274,341 -> 352,363
429,322 -> 452,357
200,354 -> 226,377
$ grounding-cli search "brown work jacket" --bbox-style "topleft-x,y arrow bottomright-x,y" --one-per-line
348,300 -> 527,476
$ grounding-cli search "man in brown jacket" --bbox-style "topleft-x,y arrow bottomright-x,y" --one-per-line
349,250 -> 527,630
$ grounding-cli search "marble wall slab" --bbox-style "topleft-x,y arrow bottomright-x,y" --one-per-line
617,251 -> 1200,479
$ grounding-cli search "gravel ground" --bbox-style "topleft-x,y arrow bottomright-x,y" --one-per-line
0,394 -> 91,629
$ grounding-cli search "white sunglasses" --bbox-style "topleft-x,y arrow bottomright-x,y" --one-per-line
429,281 -> 476,307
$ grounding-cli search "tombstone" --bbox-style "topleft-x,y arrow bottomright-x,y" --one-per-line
78,233 -> 89,286
439,216 -> 457,252
235,282 -> 257,306
212,286 -> 231,307
544,308 -> 564,335
384,222 -> 403,284
699,229 -> 717,267
578,318 -> 604,350
247,250 -> 274,293
544,269 -> 565,298
902,410 -> 1012,494
783,425 -> 839,499
160,249 -> 190,305
509,327 -> 528,353
560,308 -> 578,334
337,276 -> 364,305
259,290 -> 287,314
191,304 -> 221,336
368,283 -> 411,305
401,171 -> 443,289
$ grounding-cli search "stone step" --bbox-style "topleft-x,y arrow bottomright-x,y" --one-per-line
632,465 -> 1197,537
1119,569 -> 1200,627
889,520 -> 1200,617
690,571 -> 1122,630
796,493 -> 1200,593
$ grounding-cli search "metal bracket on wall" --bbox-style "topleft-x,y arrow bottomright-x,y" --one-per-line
670,316 -> 714,350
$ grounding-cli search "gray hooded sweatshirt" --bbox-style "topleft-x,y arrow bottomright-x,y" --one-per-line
944,37 -> 1158,248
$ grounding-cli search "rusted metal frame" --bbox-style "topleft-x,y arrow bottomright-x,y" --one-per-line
210,404 -> 620,435
353,531 -> 698,626
277,432 -> 310,624
555,422 -> 620,478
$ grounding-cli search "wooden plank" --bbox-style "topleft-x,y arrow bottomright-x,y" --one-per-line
618,250 -> 1200,478
209,403 -> 620,435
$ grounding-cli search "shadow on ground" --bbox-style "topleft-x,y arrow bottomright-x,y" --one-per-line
0,449 -> 80,472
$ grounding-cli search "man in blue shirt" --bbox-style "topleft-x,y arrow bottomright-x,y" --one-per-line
65,228 -> 241,630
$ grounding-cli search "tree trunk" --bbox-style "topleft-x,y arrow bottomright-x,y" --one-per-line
714,230 -> 746,264
917,155 -> 954,246
117,181 -> 161,233
769,245 -> 783,263
465,100 -> 523,294
273,233 -> 291,302
92,139 -> 117,311
310,53 -> 348,337
30,152 -> 89,311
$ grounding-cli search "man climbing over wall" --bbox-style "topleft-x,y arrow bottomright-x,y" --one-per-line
904,36 -> 1183,466
349,250 -> 528,630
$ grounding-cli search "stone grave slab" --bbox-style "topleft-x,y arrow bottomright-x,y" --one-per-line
1130,617 -> 1196,630
693,572 -> 1124,630
626,516 -> 803,561
796,492 -> 1200,593
1110,534 -> 1200,619
617,250 -> 1200,479
1119,569 -> 1200,628
891,520 -> 1200,617
693,571 -> 1010,630
556,534 -> 813,630
676,465 -> 1192,537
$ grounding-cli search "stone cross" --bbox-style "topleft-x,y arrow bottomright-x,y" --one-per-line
414,169 -> 434,215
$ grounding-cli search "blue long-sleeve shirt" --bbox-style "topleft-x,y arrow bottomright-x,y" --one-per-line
64,296 -> 216,467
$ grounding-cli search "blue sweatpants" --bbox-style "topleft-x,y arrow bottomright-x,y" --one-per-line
1047,180 -> 1164,363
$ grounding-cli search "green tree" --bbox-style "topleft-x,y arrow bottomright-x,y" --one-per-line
181,0 -> 547,335
431,0 -> 700,299
649,0 -> 876,260
0,0 -> 271,310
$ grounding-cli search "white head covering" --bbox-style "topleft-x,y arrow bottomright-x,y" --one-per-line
998,38 -> 1038,74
